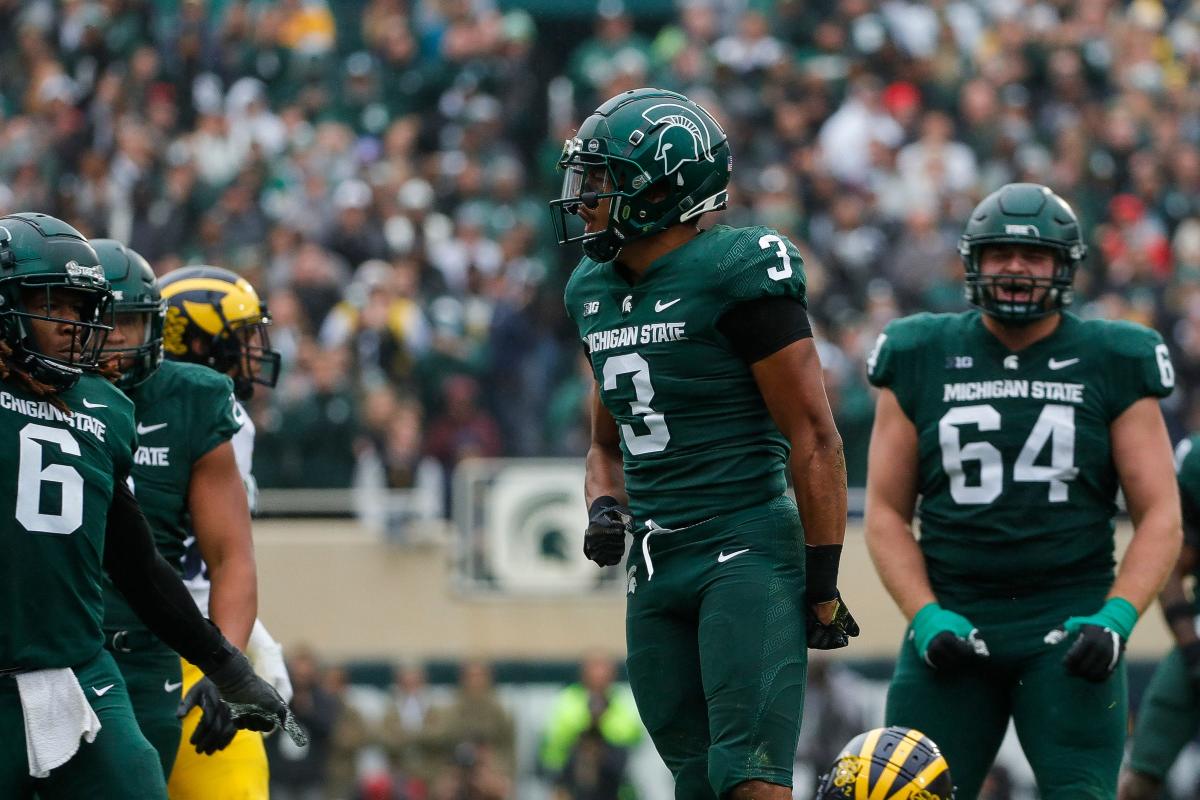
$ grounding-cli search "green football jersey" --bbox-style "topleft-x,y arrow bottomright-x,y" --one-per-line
868,310 -> 1174,601
102,360 -> 240,632
0,374 -> 136,670
564,224 -> 807,529
1174,434 -> 1200,598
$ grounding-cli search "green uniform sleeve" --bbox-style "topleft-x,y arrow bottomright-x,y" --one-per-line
1177,437 -> 1200,549
865,315 -> 930,420
715,227 -> 807,309
1101,321 -> 1174,419
188,373 -> 241,463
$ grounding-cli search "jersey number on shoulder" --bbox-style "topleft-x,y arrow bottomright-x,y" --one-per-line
758,234 -> 792,282
602,352 -> 670,455
16,423 -> 85,535
939,404 -> 1079,505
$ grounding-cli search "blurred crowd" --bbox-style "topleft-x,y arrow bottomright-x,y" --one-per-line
266,649 -> 647,800
3,0 -> 1200,494
266,647 -> 886,800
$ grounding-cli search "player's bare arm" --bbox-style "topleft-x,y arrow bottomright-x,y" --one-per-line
581,382 -> 631,568
584,382 -> 626,508
752,337 -> 847,627
863,387 -> 931,620
743,332 -> 856,652
1110,396 -> 1183,613
188,440 -> 257,650
103,479 -> 304,745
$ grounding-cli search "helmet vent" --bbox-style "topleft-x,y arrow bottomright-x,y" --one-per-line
628,130 -> 644,145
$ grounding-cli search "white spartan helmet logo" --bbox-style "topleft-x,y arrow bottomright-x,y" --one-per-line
641,103 -> 721,178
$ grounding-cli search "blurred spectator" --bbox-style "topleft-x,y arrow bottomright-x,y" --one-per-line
325,179 -> 389,270
540,652 -> 642,800
267,645 -> 339,800
381,660 -> 437,784
424,660 -> 515,798
424,374 -> 502,499
326,665 -> 373,800
817,74 -> 904,186
257,343 -> 360,488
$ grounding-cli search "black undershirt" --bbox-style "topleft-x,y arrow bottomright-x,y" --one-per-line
717,295 -> 813,363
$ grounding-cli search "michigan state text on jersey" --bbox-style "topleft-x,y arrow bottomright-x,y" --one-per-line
557,87 -> 853,800
865,183 -> 1182,800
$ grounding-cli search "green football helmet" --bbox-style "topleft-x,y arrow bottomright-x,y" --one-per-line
959,182 -> 1087,323
92,239 -> 165,390
550,87 -> 732,261
816,726 -> 954,800
0,212 -> 112,391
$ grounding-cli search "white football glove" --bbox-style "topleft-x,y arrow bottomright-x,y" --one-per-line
247,618 -> 293,703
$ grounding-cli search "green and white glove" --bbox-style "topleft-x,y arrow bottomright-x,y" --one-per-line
910,602 -> 990,671
1051,597 -> 1137,683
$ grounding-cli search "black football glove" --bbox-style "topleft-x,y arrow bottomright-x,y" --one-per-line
924,631 -> 991,672
177,677 -> 238,755
1061,624 -> 1125,683
206,649 -> 308,746
805,544 -> 859,650
807,592 -> 861,650
583,496 -> 632,567
1055,598 -> 1136,683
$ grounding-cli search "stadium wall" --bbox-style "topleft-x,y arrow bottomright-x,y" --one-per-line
254,519 -> 1173,662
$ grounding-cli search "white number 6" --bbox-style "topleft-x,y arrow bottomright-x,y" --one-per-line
758,234 -> 792,281
1155,343 -> 1175,388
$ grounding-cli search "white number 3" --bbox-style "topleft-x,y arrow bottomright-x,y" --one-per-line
759,234 -> 792,281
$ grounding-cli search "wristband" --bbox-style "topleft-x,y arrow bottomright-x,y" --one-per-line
589,496 -> 622,519
1064,597 -> 1138,641
805,543 -> 842,603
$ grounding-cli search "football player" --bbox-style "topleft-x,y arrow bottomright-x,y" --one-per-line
94,241 -> 259,782
814,726 -> 954,800
1118,435 -> 1200,800
554,88 -> 855,800
153,265 -> 286,800
0,213 -> 302,800
865,183 -> 1182,799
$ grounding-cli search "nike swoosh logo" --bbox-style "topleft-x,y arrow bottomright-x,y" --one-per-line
654,299 -> 681,312
92,684 -> 115,697
137,422 -> 169,435
164,680 -> 183,692
1048,357 -> 1079,370
81,399 -> 106,409
717,548 -> 750,563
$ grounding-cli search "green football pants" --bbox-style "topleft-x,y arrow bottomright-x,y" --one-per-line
624,495 -> 807,799
1128,646 -> 1200,780
885,586 -> 1126,800
107,630 -> 184,780
0,648 -> 167,799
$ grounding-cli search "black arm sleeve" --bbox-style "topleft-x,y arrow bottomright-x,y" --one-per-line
103,478 -> 234,674
716,296 -> 813,364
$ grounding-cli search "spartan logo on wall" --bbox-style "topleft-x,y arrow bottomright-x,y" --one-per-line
640,103 -> 722,177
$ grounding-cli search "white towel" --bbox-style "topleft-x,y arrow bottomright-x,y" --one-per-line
14,668 -> 103,778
